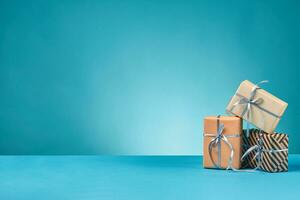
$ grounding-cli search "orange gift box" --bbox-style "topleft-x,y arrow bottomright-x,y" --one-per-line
203,116 -> 243,169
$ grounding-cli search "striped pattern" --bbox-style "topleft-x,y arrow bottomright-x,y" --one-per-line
242,129 -> 288,173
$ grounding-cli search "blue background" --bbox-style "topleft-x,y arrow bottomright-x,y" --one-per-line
0,0 -> 299,155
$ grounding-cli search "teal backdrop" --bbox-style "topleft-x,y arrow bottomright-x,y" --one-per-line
0,0 -> 299,155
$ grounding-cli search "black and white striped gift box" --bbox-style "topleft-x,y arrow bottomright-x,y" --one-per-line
242,129 -> 288,173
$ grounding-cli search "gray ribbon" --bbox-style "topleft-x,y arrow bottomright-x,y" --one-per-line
230,80 -> 268,137
241,131 -> 288,172
204,116 -> 241,170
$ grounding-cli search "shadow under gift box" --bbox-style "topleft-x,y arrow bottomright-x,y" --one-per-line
226,80 -> 288,134
242,129 -> 289,173
203,116 -> 242,169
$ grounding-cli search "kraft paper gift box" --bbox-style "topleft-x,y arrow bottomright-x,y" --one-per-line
242,129 -> 289,173
226,80 -> 288,134
203,116 -> 242,169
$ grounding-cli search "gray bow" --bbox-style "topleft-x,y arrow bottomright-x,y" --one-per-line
231,80 -> 268,137
206,117 -> 235,170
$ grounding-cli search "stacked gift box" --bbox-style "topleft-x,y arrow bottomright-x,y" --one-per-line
203,80 -> 288,172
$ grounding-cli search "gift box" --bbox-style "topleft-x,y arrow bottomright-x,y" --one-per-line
226,80 -> 288,134
203,116 -> 242,169
242,129 -> 288,172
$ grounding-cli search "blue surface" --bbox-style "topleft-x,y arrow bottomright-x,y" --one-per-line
0,155 -> 299,199
0,0 -> 300,155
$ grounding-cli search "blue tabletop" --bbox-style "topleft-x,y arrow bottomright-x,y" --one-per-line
0,155 -> 299,200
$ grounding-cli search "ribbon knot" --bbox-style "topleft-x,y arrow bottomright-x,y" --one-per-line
244,97 -> 264,105
212,124 -> 224,145
238,92 -> 264,117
